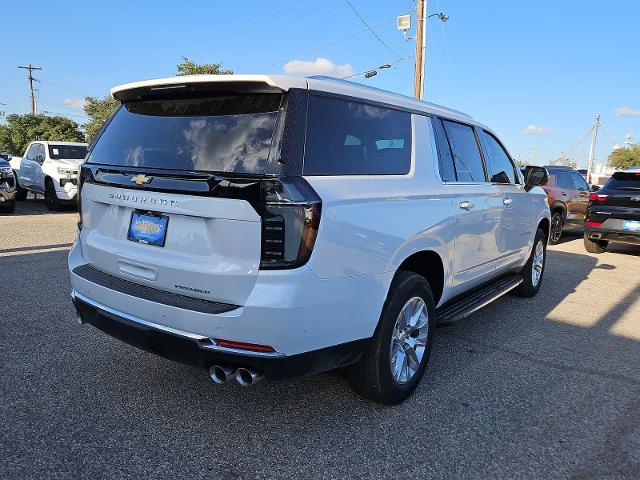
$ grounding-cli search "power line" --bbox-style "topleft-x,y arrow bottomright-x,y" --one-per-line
342,55 -> 414,79
244,10 -> 411,73
600,123 -> 622,146
343,0 -> 400,56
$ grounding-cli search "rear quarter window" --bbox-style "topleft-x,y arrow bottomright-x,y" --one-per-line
303,95 -> 412,175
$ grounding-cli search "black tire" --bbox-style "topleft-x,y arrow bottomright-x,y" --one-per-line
347,271 -> 436,405
584,233 -> 607,254
0,200 -> 15,213
548,210 -> 563,245
14,174 -> 27,201
513,228 -> 547,298
45,178 -> 62,211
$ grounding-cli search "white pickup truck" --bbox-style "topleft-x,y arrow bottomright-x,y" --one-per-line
12,141 -> 88,210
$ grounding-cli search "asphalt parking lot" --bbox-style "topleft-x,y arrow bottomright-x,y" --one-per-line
1,200 -> 639,479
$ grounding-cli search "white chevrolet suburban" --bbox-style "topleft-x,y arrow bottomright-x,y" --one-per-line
68,75 -> 550,404
14,141 -> 88,210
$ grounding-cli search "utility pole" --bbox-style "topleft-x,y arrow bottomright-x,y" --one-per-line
18,64 -> 42,114
413,0 -> 426,99
586,114 -> 601,185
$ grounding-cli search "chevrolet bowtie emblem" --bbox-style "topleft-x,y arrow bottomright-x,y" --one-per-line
131,174 -> 152,185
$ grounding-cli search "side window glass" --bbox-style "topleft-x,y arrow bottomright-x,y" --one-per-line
479,130 -> 516,184
572,172 -> 589,191
442,120 -> 486,182
26,144 -> 37,160
431,118 -> 456,182
556,172 -> 573,190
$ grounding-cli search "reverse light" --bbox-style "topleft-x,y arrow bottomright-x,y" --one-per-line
214,339 -> 276,353
588,193 -> 609,202
260,178 -> 321,269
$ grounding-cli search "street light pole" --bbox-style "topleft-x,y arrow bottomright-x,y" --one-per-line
412,2 -> 449,99
586,114 -> 601,185
413,0 -> 425,99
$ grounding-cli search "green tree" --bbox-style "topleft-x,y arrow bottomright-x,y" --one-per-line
176,56 -> 233,76
83,96 -> 119,142
0,113 -> 83,155
608,145 -> 640,169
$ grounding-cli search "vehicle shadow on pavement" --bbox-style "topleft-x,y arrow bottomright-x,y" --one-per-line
3,197 -> 78,216
2,247 -> 639,479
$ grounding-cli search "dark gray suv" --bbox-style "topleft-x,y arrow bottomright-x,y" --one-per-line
0,157 -> 16,213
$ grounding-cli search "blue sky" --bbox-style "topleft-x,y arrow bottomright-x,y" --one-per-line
2,0 -> 639,166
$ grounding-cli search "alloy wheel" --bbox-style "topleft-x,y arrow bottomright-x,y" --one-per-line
531,240 -> 544,286
389,296 -> 429,384
550,214 -> 563,243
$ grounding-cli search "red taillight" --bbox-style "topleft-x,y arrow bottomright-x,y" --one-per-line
214,339 -> 276,353
585,221 -> 602,227
260,178 -> 322,269
588,193 -> 608,202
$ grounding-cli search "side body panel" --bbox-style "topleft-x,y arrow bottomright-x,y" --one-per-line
18,142 -> 36,190
305,115 -> 455,312
445,183 -> 503,292
494,183 -> 534,271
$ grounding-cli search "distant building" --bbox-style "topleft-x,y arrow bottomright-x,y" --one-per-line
549,157 -> 577,169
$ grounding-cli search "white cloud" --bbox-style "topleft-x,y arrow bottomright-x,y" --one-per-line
63,98 -> 88,108
521,124 -> 552,135
283,57 -> 355,78
616,107 -> 640,117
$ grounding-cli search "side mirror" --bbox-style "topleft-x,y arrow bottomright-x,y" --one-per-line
523,166 -> 548,190
591,184 -> 600,192
36,154 -> 45,164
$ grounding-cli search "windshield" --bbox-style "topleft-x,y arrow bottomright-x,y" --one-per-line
605,172 -> 640,190
0,153 -> 12,161
87,93 -> 282,174
49,145 -> 88,160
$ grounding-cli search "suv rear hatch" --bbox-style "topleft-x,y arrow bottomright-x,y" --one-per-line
79,88 -> 283,306
588,172 -> 640,226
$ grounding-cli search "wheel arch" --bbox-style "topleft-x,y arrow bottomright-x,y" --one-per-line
550,201 -> 566,219
394,250 -> 445,307
538,217 -> 550,240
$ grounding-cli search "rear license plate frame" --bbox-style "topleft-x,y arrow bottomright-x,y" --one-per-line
127,210 -> 169,247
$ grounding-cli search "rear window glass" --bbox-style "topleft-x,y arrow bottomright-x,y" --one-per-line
605,172 -> 640,190
303,95 -> 412,175
49,144 -> 87,160
88,94 -> 282,174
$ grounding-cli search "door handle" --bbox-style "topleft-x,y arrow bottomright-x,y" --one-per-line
459,201 -> 473,210
503,198 -> 513,206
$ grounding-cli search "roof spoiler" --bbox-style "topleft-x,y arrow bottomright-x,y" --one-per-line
111,75 -> 292,103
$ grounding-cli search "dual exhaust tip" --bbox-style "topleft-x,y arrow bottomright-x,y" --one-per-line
209,365 -> 263,387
